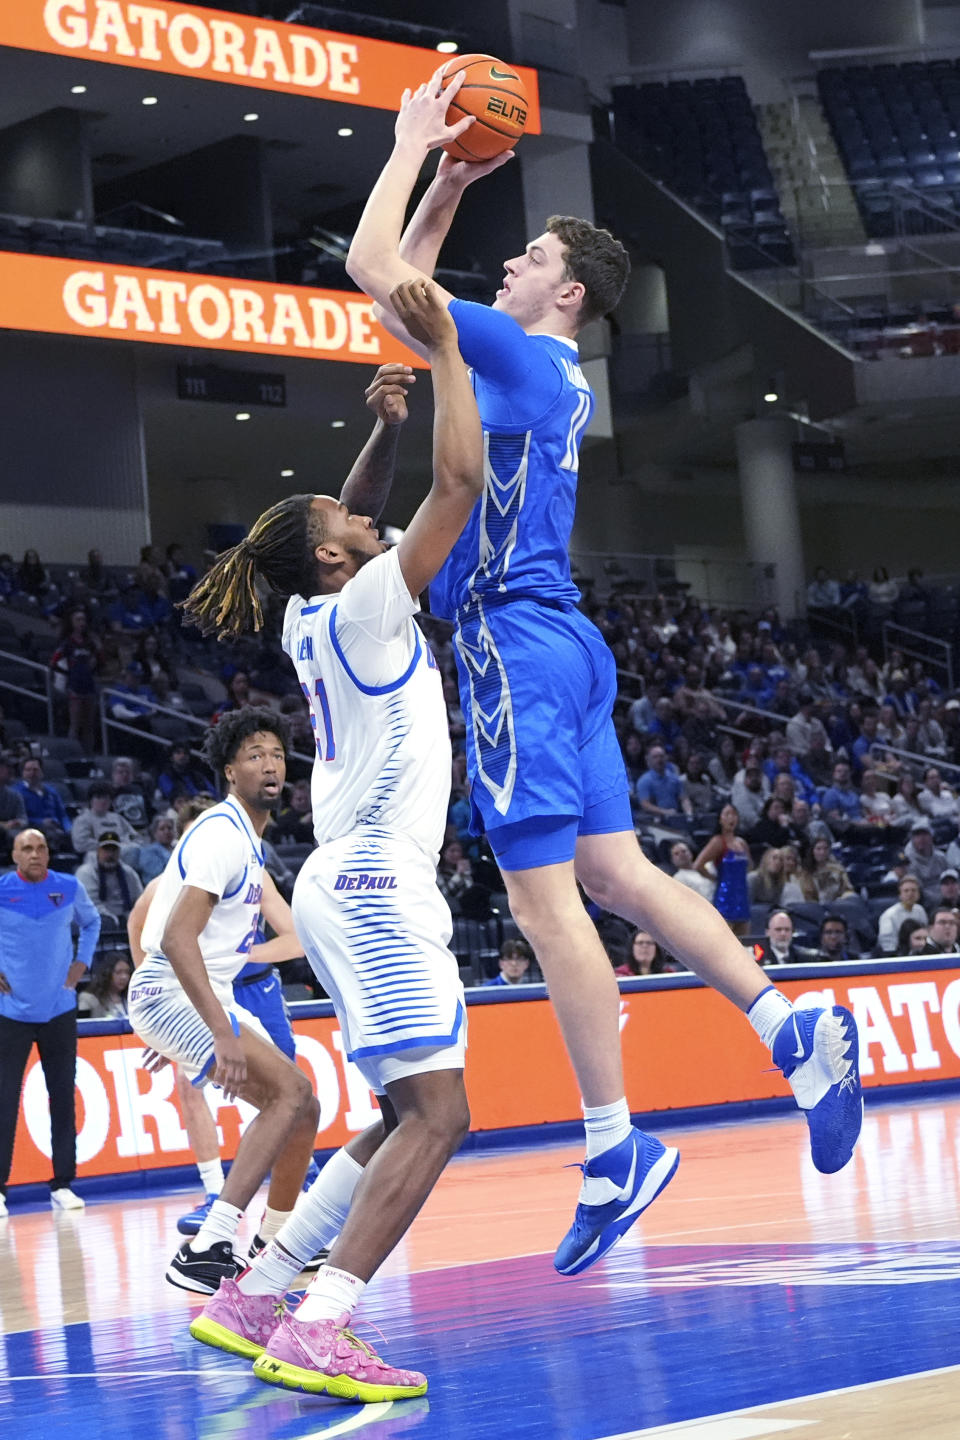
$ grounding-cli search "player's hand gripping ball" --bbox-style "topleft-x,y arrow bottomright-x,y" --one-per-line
440,54 -> 529,161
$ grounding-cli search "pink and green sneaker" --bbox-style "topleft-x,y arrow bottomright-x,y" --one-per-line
189,1278 -> 287,1359
253,1311 -> 428,1403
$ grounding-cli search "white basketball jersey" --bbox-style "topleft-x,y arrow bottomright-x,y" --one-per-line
282,546 -> 451,861
140,797 -> 266,987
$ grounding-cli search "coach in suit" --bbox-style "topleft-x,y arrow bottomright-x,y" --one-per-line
0,829 -> 100,1214
753,909 -> 811,966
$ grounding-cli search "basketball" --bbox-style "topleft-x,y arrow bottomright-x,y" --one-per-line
441,53 -> 529,162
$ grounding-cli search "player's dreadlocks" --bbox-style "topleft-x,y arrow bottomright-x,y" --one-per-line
181,494 -> 326,641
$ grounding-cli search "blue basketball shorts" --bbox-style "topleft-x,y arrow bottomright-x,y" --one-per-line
231,967 -> 296,1062
453,599 -> 632,870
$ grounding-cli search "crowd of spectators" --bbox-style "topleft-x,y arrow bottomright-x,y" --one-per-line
5,540 -> 960,993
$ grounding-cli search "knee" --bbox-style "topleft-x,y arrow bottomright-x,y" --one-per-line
578,855 -> 642,913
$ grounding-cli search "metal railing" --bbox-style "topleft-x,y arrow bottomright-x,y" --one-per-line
868,739 -> 960,781
98,686 -> 315,769
0,646 -> 54,733
882,621 -> 953,691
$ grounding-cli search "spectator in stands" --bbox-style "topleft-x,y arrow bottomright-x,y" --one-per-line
798,836 -> 855,904
154,741 -> 209,806
785,690 -> 831,758
131,813 -> 176,884
130,567 -> 172,630
707,733 -> 739,793
14,756 -> 70,852
443,676 -> 467,749
778,844 -> 806,904
634,742 -> 690,820
890,771 -> 924,828
437,839 -> 476,917
820,761 -> 866,837
935,868 -> 960,914
81,548 -> 114,599
859,768 -> 897,828
877,874 -> 929,954
483,939 -> 534,987
918,908 -> 960,956
753,910 -> 808,966
78,951 -> 132,1019
763,744 -> 817,806
894,918 -> 930,956
807,568 -> 841,610
75,831 -> 143,928
693,804 -> 751,935
817,914 -> 858,962
614,928 -> 681,977
868,567 -> 900,607
0,753 -> 26,864
213,670 -> 252,720
730,759 -> 768,832
17,548 -> 56,610
916,701 -> 947,759
109,756 -> 151,835
682,752 -> 716,813
747,846 -> 787,906
131,631 -> 175,689
905,819 -> 949,899
850,709 -> 880,773
0,554 -> 19,603
747,797 -> 792,851
919,766 -> 960,822
50,609 -> 103,754
853,657 -> 886,706
163,542 -> 197,603
271,776 -> 315,847
668,839 -> 715,901
107,663 -> 156,724
71,781 -> 138,856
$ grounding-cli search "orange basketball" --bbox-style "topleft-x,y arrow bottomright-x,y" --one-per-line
441,53 -> 529,162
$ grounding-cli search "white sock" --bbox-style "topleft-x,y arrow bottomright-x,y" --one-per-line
583,1098 -> 632,1161
257,1205 -> 291,1242
295,1264 -> 366,1325
275,1149 -> 363,1264
190,1198 -> 243,1253
748,986 -> 794,1050
197,1158 -> 224,1195
238,1238 -> 304,1297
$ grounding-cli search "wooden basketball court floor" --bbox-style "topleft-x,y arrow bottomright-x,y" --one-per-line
3,1092 -> 960,1440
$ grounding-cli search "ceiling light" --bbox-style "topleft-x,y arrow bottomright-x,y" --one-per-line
142,96 -> 158,106
235,412 -> 251,422
337,127 -> 353,137
763,391 -> 779,403
280,468 -> 294,477
436,41 -> 458,53
331,419 -> 346,428
71,85 -> 87,95
243,112 -> 259,122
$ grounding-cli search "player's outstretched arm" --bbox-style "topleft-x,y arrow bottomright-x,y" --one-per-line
346,70 -> 468,313
338,362 -> 415,521
391,280 -> 483,600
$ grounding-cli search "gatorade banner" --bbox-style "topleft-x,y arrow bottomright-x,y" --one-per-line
0,252 -> 428,363
1,3 -> 540,122
9,965 -> 960,1187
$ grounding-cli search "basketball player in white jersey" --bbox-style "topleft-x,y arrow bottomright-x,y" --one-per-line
127,708 -> 320,1295
181,279 -> 483,1402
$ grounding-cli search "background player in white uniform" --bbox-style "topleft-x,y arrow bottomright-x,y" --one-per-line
181,279 -> 483,1402
128,795 -> 323,1271
128,708 -> 320,1295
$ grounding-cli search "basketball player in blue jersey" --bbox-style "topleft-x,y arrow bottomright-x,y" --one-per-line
346,70 -> 863,1277
179,279 -> 483,1400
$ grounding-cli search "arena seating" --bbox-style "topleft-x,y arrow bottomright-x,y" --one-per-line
611,76 -> 795,269
818,60 -> 960,237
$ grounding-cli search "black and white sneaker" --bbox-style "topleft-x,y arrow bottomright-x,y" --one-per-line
248,1232 -> 328,1276
165,1239 -> 243,1295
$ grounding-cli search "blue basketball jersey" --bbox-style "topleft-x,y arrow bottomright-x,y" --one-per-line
429,299 -> 593,623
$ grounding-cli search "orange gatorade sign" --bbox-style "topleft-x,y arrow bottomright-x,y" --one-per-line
0,251 -> 427,363
0,3 -> 540,123
9,966 -> 960,1187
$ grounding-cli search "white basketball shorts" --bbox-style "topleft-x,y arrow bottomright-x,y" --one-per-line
292,829 -> 467,1093
128,956 -> 273,1085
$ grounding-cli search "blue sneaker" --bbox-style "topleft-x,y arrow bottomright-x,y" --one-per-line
177,1192 -> 219,1236
773,1006 -> 863,1174
554,1127 -> 680,1277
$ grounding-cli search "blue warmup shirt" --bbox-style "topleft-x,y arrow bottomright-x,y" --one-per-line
430,299 -> 592,622
0,869 -> 101,1022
